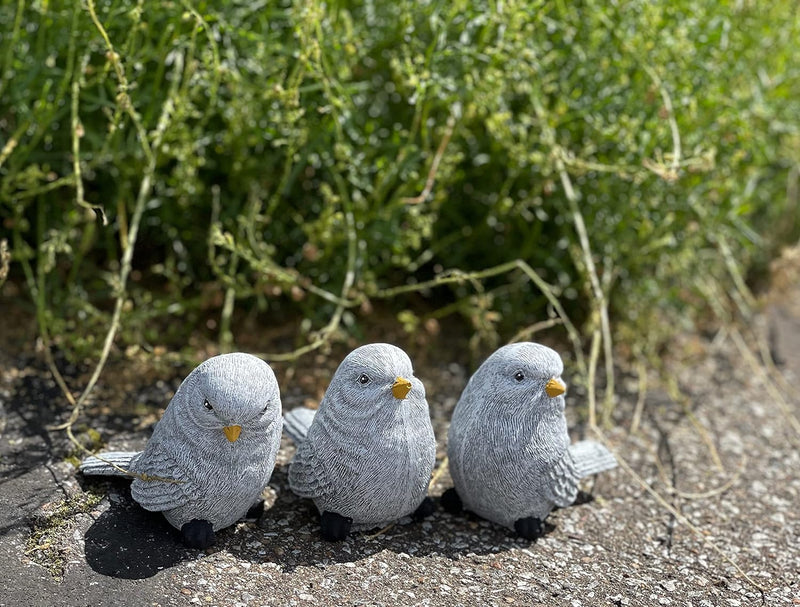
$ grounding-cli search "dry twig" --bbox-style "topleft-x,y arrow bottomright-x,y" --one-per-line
401,114 -> 457,205
591,428 -> 766,593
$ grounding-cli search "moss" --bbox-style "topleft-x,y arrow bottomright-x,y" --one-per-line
25,491 -> 104,580
64,426 -> 106,469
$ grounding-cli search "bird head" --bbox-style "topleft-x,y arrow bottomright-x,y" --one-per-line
321,343 -> 426,422
172,353 -> 282,447
469,342 -> 567,417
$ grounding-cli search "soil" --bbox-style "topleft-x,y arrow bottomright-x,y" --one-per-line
0,284 -> 798,606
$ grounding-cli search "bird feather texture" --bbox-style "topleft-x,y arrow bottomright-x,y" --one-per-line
447,342 -> 616,530
80,353 -> 283,532
287,343 -> 436,530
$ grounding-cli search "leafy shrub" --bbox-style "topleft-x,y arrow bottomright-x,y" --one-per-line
1,0 -> 797,375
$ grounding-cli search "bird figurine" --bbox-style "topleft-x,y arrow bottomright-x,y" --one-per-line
284,343 -> 436,541
443,342 -> 617,540
80,353 -> 283,549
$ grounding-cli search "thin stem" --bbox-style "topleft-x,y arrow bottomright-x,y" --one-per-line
0,239 -> 9,288
715,233 -> 757,315
508,318 -> 563,343
730,327 -> 800,442
591,428 -> 766,593
0,120 -> 28,170
401,113 -> 457,205
531,95 -> 614,423
629,358 -> 648,434
642,63 -> 682,178
586,327 -> 601,428
0,0 -> 25,101
51,53 -> 182,431
86,0 -> 154,164
71,53 -> 106,224
555,155 -> 615,422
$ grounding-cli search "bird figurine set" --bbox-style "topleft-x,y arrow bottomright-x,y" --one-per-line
80,342 -> 616,548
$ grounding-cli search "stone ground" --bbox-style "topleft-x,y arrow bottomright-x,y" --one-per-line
1,287 -> 799,606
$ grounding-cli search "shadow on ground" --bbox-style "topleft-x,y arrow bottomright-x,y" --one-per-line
79,462 -> 568,579
220,465 -> 566,571
82,483 -> 192,579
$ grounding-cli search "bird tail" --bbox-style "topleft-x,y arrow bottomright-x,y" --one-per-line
283,406 -> 317,444
569,440 -> 618,477
79,451 -> 139,477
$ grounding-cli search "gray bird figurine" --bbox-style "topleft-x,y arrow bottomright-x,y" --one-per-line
443,342 -> 617,540
284,343 -> 436,541
80,353 -> 282,549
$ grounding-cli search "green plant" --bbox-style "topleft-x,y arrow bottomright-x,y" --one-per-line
1,0 -> 798,425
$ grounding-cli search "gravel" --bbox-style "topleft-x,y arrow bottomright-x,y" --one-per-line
1,301 -> 799,606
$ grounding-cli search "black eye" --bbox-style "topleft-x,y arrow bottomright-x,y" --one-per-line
514,371 -> 525,382
204,399 -> 213,410
358,373 -> 370,385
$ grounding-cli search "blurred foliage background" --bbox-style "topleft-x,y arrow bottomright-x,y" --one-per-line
1,0 -> 798,407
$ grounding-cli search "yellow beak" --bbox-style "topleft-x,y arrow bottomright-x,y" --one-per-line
223,425 -> 242,442
545,377 -> 566,398
391,377 -> 412,400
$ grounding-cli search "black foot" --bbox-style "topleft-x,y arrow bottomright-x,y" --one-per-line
245,500 -> 266,520
514,516 -> 545,540
320,511 -> 352,542
411,497 -> 435,521
181,519 -> 216,549
440,488 -> 463,515
572,490 -> 594,506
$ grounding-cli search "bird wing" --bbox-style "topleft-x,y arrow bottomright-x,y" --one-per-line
288,439 -> 333,499
129,440 -> 192,512
543,450 -> 581,508
568,440 -> 618,477
283,406 -> 317,445
80,451 -> 140,476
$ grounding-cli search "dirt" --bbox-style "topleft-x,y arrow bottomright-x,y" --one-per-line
0,290 -> 798,607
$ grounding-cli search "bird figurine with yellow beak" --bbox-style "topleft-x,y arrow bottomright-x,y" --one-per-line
284,343 -> 436,541
80,353 -> 282,549
443,342 -> 617,540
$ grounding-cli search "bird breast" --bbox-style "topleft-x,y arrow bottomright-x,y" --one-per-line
316,401 -> 434,522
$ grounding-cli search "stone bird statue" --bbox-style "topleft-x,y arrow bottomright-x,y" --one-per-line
443,342 -> 617,540
80,353 -> 282,548
284,343 -> 436,541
